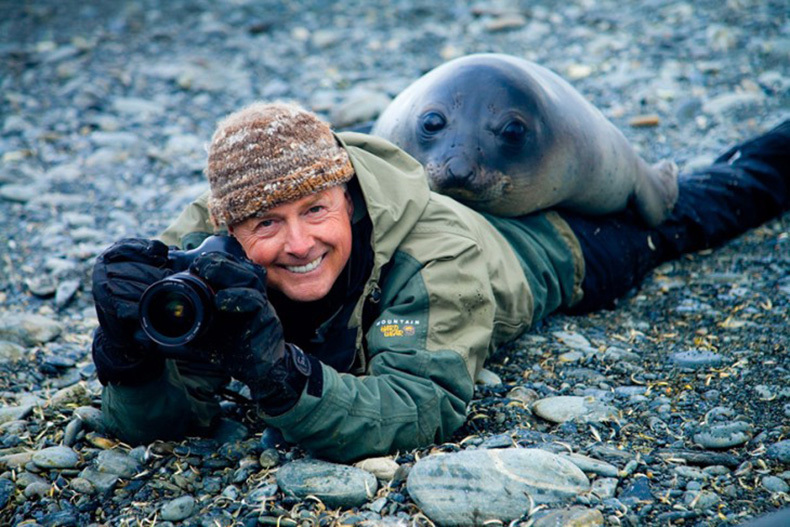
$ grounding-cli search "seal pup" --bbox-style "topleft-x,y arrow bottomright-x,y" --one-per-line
372,53 -> 678,226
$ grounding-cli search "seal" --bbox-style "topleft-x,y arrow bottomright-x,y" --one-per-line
372,54 -> 678,226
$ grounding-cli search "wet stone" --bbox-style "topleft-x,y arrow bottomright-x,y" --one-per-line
683,489 -> 720,511
258,448 -> 280,469
668,350 -> 725,370
32,445 -> 80,469
74,406 -> 105,433
591,478 -> 619,499
54,279 -> 80,308
0,313 -> 63,346
559,453 -> 619,477
276,459 -> 378,509
656,449 -> 740,468
618,477 -> 653,506
79,466 -> 119,494
762,475 -> 789,493
160,495 -> 196,522
694,421 -> 753,449
69,477 -> 94,495
480,433 -> 514,449
0,477 -> 13,508
95,450 -> 141,478
0,340 -> 24,363
767,441 -> 790,464
532,507 -> 604,527
406,448 -> 590,526
532,396 -> 619,424
354,456 -> 400,481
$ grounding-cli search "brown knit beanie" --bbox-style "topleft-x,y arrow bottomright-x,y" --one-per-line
206,101 -> 355,227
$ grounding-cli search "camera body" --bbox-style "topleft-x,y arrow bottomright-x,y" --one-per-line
139,235 -> 246,348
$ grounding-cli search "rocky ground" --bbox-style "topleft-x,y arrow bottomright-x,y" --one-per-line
1,0 -> 789,525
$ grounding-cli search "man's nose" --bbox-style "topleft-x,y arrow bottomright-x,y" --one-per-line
284,222 -> 314,258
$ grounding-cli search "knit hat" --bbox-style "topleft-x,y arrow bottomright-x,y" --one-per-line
206,101 -> 355,227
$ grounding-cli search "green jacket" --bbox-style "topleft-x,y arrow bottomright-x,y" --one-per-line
102,133 -> 584,461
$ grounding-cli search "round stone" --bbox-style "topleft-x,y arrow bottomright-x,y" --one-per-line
32,446 -> 80,469
762,475 -> 790,494
276,459 -> 378,509
160,495 -> 196,522
354,456 -> 400,481
767,441 -> 790,464
95,450 -> 141,478
694,421 -> 753,449
532,396 -> 619,424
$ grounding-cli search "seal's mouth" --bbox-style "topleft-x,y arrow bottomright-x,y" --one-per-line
425,162 -> 513,203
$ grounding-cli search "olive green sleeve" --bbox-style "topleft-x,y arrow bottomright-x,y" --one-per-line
102,360 -> 227,445
157,190 -> 219,248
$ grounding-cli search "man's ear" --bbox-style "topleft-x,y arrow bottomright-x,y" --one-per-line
344,189 -> 354,218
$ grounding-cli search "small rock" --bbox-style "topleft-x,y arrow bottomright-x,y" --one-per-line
0,184 -> 44,203
160,495 -> 196,522
485,14 -> 527,32
24,481 -> 51,499
69,477 -> 94,495
354,456 -> 399,481
32,446 -> 80,469
553,331 -> 594,351
407,448 -> 590,526
54,279 -> 80,308
618,476 -> 653,506
26,276 -> 57,297
656,448 -> 740,468
591,478 -> 619,499
74,406 -> 106,433
63,418 -> 82,447
762,475 -> 790,493
767,441 -> 790,464
532,396 -> 619,424
0,313 -> 63,346
703,92 -> 764,117
0,340 -> 24,363
276,459 -> 378,509
668,350 -> 725,370
258,449 -> 280,469
0,451 -> 34,470
532,507 -> 604,527
694,421 -> 753,449
0,478 -> 14,508
507,386 -> 539,405
79,466 -> 119,493
560,453 -> 619,477
331,89 -> 391,128
683,489 -> 720,511
95,450 -> 141,478
475,367 -> 502,386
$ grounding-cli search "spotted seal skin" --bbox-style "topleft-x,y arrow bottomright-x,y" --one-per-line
372,53 -> 678,226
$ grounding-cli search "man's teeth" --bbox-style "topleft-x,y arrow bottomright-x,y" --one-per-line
285,256 -> 323,274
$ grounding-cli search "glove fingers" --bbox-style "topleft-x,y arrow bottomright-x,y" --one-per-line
214,288 -> 268,314
99,238 -> 170,266
190,253 -> 267,292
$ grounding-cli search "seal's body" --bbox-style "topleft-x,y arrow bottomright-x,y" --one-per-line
372,54 -> 678,226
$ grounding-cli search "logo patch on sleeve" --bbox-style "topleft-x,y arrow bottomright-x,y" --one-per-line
376,319 -> 421,338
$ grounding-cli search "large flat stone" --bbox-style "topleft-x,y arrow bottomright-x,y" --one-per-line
276,459 -> 378,509
407,448 -> 590,526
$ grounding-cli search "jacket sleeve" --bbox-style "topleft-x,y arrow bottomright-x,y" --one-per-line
264,240 -> 496,462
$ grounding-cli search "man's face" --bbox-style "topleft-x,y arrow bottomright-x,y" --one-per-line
230,185 -> 354,302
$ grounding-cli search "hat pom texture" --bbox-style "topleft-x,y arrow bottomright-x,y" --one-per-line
206,102 -> 354,227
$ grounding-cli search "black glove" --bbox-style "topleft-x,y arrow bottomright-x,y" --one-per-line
189,252 -> 317,414
91,238 -> 172,384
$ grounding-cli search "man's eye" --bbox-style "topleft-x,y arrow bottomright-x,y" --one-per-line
308,205 -> 324,214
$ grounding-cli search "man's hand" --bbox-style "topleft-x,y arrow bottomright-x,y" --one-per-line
189,253 -> 287,396
91,238 -> 172,384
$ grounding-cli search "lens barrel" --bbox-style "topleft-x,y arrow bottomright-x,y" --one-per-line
139,272 -> 213,347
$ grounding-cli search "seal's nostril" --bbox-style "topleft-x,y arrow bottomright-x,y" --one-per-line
446,158 -> 475,184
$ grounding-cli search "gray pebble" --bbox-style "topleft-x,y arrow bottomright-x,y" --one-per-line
531,507 -> 604,527
683,490 -> 720,511
694,421 -> 753,449
559,453 -> 619,477
24,481 -> 51,499
0,478 -> 13,508
79,467 -> 119,494
74,406 -> 106,433
160,495 -> 196,522
69,477 -> 94,495
669,350 -> 725,370
95,450 -> 141,478
0,340 -> 24,363
532,396 -> 619,423
766,441 -> 790,464
277,459 -> 378,509
54,279 -> 80,308
762,475 -> 790,493
62,419 -> 82,447
0,313 -> 63,346
32,446 -> 80,469
591,478 -> 619,499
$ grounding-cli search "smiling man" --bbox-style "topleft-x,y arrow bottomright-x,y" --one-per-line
91,102 -> 790,461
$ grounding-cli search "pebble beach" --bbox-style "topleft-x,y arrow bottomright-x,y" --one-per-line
1,1 -> 789,525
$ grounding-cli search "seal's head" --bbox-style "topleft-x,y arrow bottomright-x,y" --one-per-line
373,54 -> 558,215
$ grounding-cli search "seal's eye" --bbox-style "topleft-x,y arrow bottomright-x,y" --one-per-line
421,112 -> 446,134
500,120 -> 527,145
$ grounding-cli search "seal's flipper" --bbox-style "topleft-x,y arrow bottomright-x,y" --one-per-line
634,159 -> 679,227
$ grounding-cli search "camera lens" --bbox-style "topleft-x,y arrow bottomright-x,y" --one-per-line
139,273 -> 213,347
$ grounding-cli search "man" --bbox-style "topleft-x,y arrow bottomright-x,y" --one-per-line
91,102 -> 789,462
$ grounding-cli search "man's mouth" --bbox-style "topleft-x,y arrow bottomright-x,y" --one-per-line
284,255 -> 323,274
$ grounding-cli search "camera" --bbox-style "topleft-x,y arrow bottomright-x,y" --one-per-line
139,235 -> 246,348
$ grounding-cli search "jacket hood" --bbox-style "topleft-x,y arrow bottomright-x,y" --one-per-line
336,132 -> 431,271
